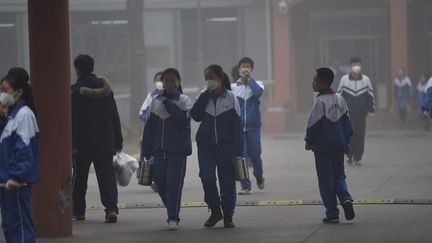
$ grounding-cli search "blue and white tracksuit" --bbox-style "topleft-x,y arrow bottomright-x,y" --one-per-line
190,89 -> 243,217
0,103 -> 40,243
421,77 -> 432,116
394,77 -> 412,121
305,89 -> 353,218
232,79 -> 264,190
141,91 -> 192,223
139,89 -> 159,122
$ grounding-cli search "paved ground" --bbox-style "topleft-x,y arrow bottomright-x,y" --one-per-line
2,130 -> 432,242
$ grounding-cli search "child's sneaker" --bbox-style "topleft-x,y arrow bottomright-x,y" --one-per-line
322,216 -> 340,224
168,220 -> 179,231
238,188 -> 251,195
342,200 -> 355,220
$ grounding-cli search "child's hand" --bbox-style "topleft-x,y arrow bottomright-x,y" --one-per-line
305,143 -> 312,151
423,111 -> 429,117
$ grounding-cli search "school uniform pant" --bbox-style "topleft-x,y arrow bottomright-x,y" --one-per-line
72,152 -> 118,216
198,144 -> 236,217
348,116 -> 367,162
314,152 -> 352,218
240,129 -> 264,189
153,156 -> 187,222
0,186 -> 36,243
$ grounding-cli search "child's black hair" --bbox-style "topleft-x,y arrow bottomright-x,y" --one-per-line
205,64 -> 231,91
6,67 -> 30,83
153,71 -> 163,82
316,68 -> 334,87
238,57 -> 255,70
74,54 -> 94,75
161,68 -> 183,93
3,77 -> 36,114
349,56 -> 362,65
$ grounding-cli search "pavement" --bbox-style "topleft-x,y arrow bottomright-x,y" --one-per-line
2,130 -> 432,243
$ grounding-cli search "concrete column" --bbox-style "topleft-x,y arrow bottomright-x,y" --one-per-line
28,0 -> 72,237
263,0 -> 295,133
389,0 -> 408,109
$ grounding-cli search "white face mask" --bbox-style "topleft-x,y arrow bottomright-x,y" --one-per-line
155,81 -> 164,91
352,65 -> 362,74
0,92 -> 16,107
206,80 -> 219,91
239,68 -> 251,78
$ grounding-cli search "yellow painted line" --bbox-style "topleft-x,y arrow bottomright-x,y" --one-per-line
258,200 -> 303,206
86,198 -> 426,210
354,199 -> 394,204
181,202 -> 208,208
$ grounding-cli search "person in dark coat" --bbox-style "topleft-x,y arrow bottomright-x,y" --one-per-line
71,54 -> 123,223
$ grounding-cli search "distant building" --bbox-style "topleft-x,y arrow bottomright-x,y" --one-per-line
0,0 -> 430,132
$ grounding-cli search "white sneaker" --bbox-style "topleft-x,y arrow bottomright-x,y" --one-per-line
168,220 -> 179,231
238,188 -> 251,195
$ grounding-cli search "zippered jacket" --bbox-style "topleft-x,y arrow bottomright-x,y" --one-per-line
190,89 -> 243,157
141,90 -> 192,159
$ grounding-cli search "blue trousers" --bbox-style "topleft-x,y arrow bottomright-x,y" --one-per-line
240,129 -> 264,189
198,144 -> 236,217
0,186 -> 36,243
153,156 -> 187,222
314,152 -> 352,218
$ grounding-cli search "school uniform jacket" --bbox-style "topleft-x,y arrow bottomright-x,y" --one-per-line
337,74 -> 376,118
305,89 -> 353,154
139,89 -> 159,122
141,91 -> 192,159
190,89 -> 243,157
232,79 -> 264,131
421,77 -> 432,115
0,104 -> 40,183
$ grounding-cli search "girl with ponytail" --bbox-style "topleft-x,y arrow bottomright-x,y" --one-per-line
0,69 -> 39,242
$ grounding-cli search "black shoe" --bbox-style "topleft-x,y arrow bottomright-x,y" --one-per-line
322,216 -> 340,224
105,209 -> 118,223
72,214 -> 86,221
204,208 -> 223,228
342,200 -> 355,221
223,217 -> 235,228
257,177 -> 265,190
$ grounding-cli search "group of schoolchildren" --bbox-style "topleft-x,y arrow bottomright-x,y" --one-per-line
138,57 -> 265,230
11,53 -> 432,240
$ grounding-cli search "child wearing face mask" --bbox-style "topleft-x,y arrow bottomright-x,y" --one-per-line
190,64 -> 243,228
139,71 -> 164,122
138,71 -> 164,192
141,68 -> 192,230
231,57 -> 265,195
0,69 -> 40,243
337,57 -> 376,166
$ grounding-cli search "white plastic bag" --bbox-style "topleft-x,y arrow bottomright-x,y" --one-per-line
113,152 -> 139,186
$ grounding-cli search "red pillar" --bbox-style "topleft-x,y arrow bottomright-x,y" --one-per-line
28,0 -> 72,237
263,0 -> 295,133
389,0 -> 408,110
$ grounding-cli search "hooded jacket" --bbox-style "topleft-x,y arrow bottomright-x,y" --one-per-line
71,74 -> 123,156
